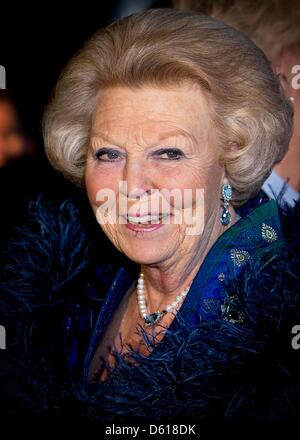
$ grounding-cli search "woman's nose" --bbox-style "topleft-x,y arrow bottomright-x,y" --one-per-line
121,158 -> 153,199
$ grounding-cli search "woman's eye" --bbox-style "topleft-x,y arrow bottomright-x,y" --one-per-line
154,148 -> 185,160
155,148 -> 184,160
94,148 -> 122,162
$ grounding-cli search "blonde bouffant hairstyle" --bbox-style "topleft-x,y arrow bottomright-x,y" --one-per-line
43,8 -> 293,206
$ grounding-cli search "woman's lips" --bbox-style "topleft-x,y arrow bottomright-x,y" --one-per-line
125,222 -> 165,232
121,213 -> 170,232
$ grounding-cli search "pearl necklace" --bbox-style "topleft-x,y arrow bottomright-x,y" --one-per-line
137,272 -> 191,326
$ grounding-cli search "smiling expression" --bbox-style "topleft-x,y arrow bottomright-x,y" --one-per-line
85,82 -> 225,267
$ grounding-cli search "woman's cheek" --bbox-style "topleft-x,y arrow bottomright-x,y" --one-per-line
85,164 -> 97,200
85,169 -> 112,208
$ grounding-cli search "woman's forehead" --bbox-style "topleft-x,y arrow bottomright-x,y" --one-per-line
91,84 -> 212,142
90,126 -> 200,151
94,83 -> 207,113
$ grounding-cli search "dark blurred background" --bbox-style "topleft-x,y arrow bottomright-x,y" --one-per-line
0,0 -> 172,241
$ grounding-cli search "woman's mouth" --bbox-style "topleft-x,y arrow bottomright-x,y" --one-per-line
127,213 -> 169,224
123,213 -> 170,232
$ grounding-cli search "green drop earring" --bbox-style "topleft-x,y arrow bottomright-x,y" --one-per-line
220,183 -> 233,225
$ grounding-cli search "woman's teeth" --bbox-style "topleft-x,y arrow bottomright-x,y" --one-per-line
127,214 -> 168,224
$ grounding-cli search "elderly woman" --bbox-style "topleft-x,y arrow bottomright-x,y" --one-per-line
1,9 -> 300,425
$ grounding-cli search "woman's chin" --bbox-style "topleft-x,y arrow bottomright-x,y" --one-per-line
116,223 -> 174,261
122,244 -> 169,266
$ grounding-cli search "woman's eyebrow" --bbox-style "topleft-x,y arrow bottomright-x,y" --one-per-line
90,131 -> 118,145
156,129 -> 197,147
90,128 -> 197,149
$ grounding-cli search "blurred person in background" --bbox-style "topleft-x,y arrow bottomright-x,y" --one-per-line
174,0 -> 300,207
0,89 -> 77,241
0,90 -> 34,168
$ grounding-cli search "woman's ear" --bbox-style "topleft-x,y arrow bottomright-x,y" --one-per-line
220,172 -> 229,188
272,49 -> 297,98
226,140 -> 239,151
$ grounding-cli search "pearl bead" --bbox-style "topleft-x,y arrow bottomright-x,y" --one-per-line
136,271 -> 191,325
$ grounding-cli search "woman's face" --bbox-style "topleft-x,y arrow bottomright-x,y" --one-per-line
85,82 -> 224,266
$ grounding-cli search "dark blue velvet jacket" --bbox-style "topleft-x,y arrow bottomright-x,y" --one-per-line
0,193 -> 299,424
